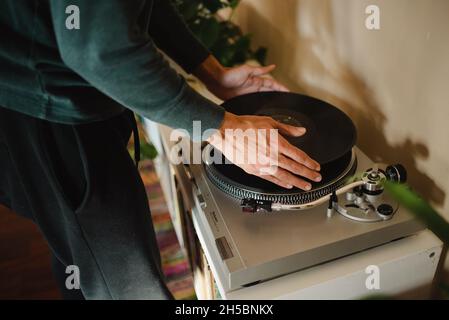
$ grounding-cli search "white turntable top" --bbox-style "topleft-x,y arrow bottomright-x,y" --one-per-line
145,121 -> 442,300
189,147 -> 424,290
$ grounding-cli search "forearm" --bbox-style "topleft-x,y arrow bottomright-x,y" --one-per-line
50,0 -> 224,140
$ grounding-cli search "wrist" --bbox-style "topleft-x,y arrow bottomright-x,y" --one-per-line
207,112 -> 236,143
194,55 -> 226,86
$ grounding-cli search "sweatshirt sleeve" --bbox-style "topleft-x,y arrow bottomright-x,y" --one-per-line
149,0 -> 210,74
49,0 -> 224,141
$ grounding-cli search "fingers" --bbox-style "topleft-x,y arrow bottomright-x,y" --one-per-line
260,77 -> 289,92
258,174 -> 294,189
273,121 -> 306,137
250,64 -> 276,77
266,168 -> 313,191
238,66 -> 290,94
279,137 -> 321,171
248,76 -> 290,93
277,155 -> 322,182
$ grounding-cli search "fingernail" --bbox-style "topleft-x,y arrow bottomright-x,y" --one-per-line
315,175 -> 322,182
286,184 -> 293,189
297,127 -> 306,135
305,184 -> 312,191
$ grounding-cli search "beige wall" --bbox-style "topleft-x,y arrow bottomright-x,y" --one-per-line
235,0 -> 449,268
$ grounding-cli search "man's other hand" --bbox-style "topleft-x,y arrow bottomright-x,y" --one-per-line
194,55 -> 289,100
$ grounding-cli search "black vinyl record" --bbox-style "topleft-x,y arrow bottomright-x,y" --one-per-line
209,149 -> 355,194
221,92 -> 357,165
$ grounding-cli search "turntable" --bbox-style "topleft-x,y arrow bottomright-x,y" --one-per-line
184,92 -> 425,291
204,92 -> 407,221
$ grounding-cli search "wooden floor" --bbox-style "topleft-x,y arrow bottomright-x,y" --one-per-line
0,205 -> 61,299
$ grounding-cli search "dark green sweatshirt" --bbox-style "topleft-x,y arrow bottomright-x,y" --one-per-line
0,0 -> 225,139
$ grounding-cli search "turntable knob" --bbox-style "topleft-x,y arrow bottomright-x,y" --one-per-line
377,204 -> 394,219
346,192 -> 356,201
386,164 -> 407,183
355,195 -> 365,205
368,171 -> 381,181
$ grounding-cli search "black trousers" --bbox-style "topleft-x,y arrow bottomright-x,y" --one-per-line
0,107 -> 172,299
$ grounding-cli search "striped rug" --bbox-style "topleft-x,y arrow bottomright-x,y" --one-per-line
139,159 -> 196,300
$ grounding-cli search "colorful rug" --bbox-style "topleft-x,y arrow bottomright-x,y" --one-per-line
139,159 -> 196,300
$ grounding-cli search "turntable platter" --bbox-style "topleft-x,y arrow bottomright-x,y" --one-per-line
204,92 -> 358,204
205,148 -> 357,204
221,92 -> 357,165
210,150 -> 354,194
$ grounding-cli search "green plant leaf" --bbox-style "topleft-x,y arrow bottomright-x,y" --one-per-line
177,1 -> 200,21
229,0 -> 241,9
175,0 -> 269,66
140,141 -> 158,160
213,45 -> 235,67
232,34 -> 251,63
196,18 -> 220,48
439,282 -> 449,299
203,0 -> 225,14
384,181 -> 449,244
221,21 -> 242,38
253,47 -> 267,65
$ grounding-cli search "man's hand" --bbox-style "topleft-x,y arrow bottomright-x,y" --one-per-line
194,55 -> 289,100
208,112 -> 321,191
196,55 -> 318,190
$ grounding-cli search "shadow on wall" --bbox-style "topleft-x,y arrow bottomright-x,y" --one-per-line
238,0 -> 445,206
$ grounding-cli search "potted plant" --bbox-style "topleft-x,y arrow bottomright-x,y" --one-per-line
174,0 -> 267,67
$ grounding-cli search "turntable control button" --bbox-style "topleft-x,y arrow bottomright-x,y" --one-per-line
355,196 -> 364,205
368,172 -> 380,181
346,192 -> 356,201
197,194 -> 206,208
377,204 -> 393,216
